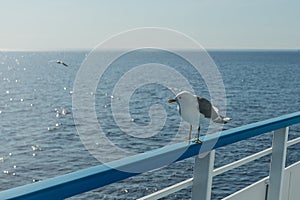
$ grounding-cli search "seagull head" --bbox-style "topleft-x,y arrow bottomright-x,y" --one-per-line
168,91 -> 194,105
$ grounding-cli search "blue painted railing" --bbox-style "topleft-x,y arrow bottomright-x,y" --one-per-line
1,111 -> 300,199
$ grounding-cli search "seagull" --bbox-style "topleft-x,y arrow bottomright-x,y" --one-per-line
48,59 -> 69,67
56,60 -> 68,67
168,91 -> 231,144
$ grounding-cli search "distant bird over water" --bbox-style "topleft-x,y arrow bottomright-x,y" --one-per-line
49,59 -> 69,67
168,91 -> 231,144
56,60 -> 68,67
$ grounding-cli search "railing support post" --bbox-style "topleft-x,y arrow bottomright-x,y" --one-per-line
192,150 -> 215,200
267,127 -> 289,200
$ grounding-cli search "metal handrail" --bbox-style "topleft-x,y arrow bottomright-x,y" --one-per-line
213,137 -> 300,176
138,136 -> 300,200
1,111 -> 300,199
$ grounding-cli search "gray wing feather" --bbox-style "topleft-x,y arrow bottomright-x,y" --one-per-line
197,96 -> 219,120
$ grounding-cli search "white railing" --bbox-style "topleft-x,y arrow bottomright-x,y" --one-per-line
139,127 -> 300,200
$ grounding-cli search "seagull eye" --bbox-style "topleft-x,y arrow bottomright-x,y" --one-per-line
178,97 -> 181,99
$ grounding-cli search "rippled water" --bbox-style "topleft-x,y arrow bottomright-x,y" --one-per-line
0,50 -> 299,199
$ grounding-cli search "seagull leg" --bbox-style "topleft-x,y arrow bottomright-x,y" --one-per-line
188,124 -> 192,144
192,126 -> 202,144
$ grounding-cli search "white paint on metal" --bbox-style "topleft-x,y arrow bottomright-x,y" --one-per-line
224,161 -> 300,200
137,178 -> 193,200
281,161 -> 300,200
213,147 -> 272,176
223,177 -> 268,200
267,127 -> 289,200
192,150 -> 215,200
287,137 -> 300,147
138,128 -> 300,200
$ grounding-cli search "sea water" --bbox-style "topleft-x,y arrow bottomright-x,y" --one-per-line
0,50 -> 299,199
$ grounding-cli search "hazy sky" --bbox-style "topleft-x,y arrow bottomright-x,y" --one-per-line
1,0 -> 299,50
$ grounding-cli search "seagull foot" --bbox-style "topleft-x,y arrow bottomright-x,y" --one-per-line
192,138 -> 203,144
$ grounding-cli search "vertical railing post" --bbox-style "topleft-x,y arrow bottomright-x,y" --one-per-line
192,150 -> 215,200
267,127 -> 289,200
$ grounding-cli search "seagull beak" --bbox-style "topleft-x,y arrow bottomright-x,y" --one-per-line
168,99 -> 177,103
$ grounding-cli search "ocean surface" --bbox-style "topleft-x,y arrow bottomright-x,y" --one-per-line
0,50 -> 299,199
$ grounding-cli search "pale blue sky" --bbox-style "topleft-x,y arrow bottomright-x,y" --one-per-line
1,0 -> 299,50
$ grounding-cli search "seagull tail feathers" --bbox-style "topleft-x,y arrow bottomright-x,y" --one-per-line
222,117 -> 232,124
213,116 -> 232,124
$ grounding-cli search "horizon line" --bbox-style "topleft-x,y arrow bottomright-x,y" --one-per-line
1,47 -> 299,52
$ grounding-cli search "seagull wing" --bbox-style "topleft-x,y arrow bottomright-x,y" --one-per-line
212,106 -> 219,113
197,96 -> 218,119
197,96 -> 230,124
62,62 -> 68,67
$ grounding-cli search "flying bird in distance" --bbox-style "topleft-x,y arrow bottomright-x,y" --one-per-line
48,60 -> 69,67
56,60 -> 68,67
